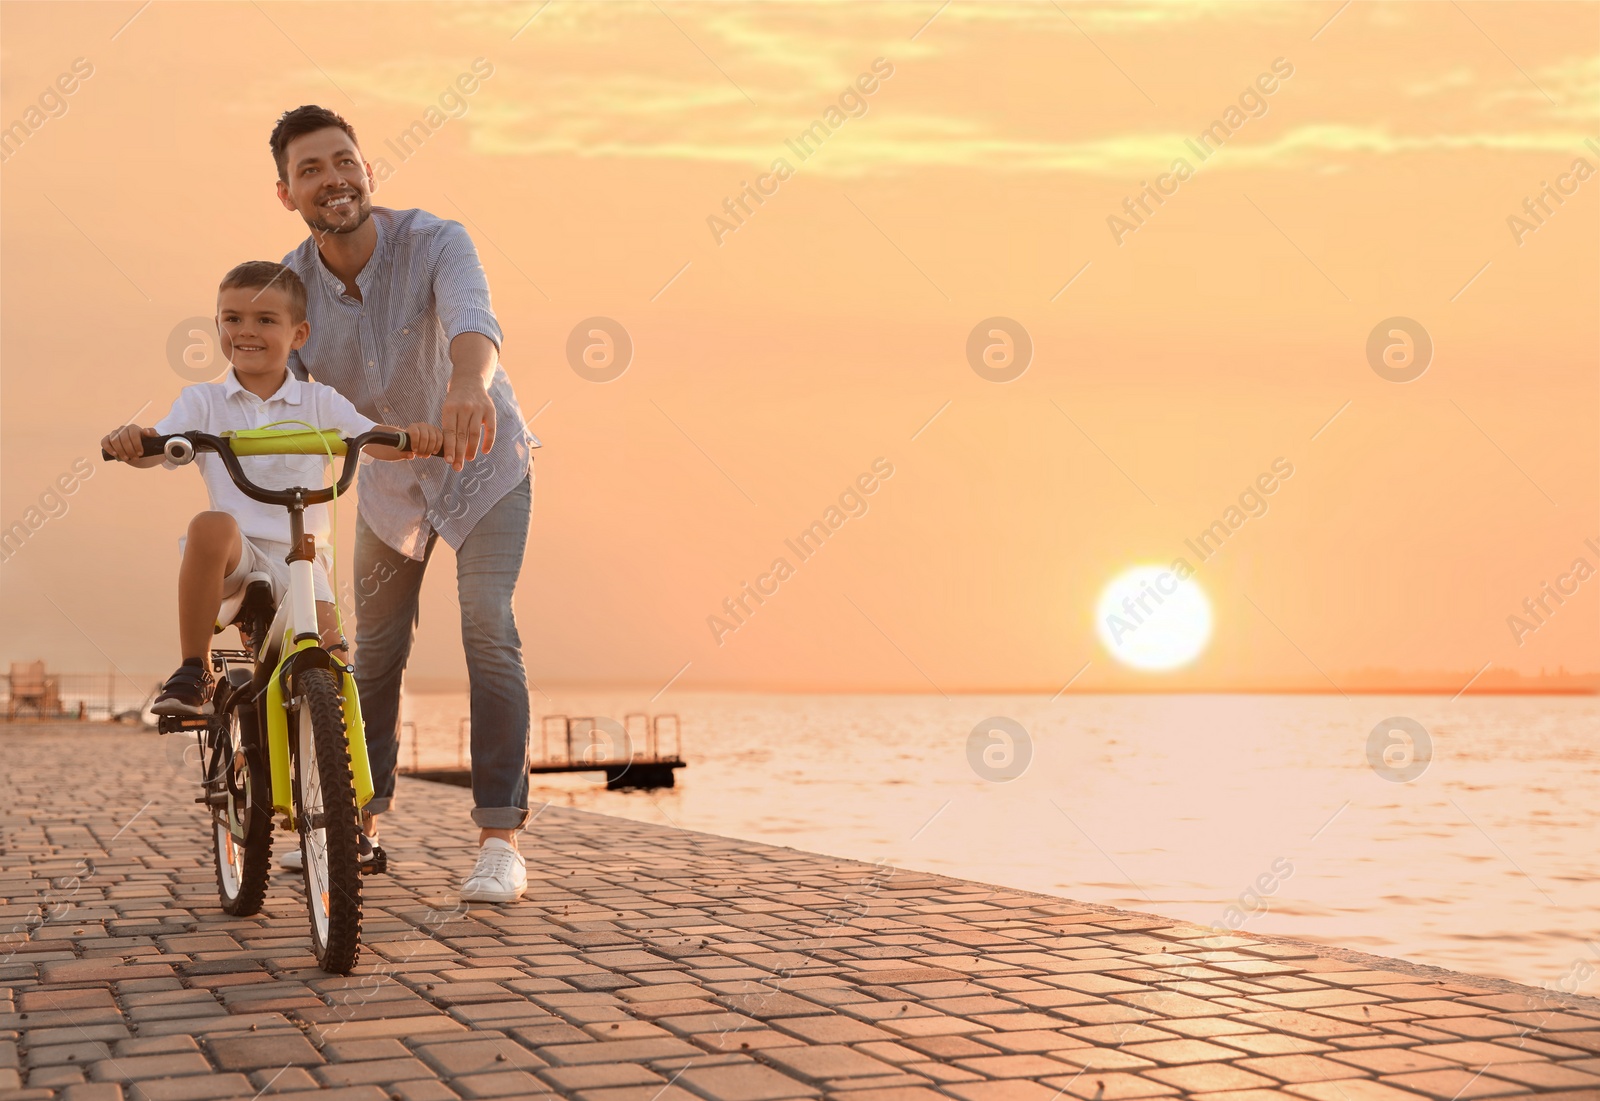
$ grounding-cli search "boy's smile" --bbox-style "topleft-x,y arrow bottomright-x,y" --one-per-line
215,285 -> 309,398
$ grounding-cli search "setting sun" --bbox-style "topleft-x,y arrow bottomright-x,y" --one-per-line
1097,565 -> 1213,671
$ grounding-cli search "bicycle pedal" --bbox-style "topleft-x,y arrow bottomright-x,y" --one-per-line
359,845 -> 387,876
158,716 -> 212,735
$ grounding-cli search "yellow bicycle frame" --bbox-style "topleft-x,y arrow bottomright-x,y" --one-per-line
262,630 -> 375,827
211,425 -> 375,829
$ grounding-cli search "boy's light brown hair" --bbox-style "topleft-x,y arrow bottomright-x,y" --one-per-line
218,261 -> 307,326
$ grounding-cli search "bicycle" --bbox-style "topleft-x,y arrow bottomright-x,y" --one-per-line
104,425 -> 430,973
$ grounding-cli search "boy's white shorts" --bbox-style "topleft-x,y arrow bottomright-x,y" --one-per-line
221,536 -> 335,605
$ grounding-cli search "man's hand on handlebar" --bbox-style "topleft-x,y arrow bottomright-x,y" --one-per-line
101,424 -> 165,467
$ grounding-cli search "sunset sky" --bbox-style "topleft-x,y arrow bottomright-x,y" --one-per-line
1,1 -> 1595,694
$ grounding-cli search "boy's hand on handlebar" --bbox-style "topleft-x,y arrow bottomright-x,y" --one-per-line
102,424 -> 159,464
403,422 -> 444,459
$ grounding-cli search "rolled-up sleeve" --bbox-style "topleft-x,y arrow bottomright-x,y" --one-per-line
432,219 -> 503,351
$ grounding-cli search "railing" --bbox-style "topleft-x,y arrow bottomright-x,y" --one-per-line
406,718 -> 469,772
1,671 -> 157,722
537,714 -> 682,767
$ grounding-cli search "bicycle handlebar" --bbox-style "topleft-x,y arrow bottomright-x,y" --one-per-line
101,429 -> 442,507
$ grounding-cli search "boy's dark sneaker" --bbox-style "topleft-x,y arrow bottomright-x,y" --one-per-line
152,660 -> 215,716
358,832 -> 387,875
280,824 -> 386,873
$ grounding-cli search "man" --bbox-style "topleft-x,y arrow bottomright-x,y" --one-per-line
269,104 -> 533,903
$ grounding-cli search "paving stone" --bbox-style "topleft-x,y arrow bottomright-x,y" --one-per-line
313,1056 -> 436,1087
1374,1068 -> 1528,1098
772,1017 -> 898,1045
388,1081 -> 462,1101
676,1062 -> 822,1100
59,1085 -> 127,1101
127,1073 -> 255,1100
1285,1083 -> 1437,1101
876,1016 -> 995,1039
534,1037 -> 702,1065
29,1064 -> 89,1087
1141,1062 -> 1279,1093
88,1053 -> 213,1082
1051,1048 -> 1158,1071
450,1070 -> 548,1098
760,1045 -> 905,1081
1234,1054 -> 1370,1084
26,1040 -> 113,1067
538,1062 -> 667,1090
1491,1010 -> 1600,1031
1068,1023 -> 1175,1045
718,992 -> 832,1020
1418,1039 -> 1545,1066
1480,1060 -> 1600,1089
413,1037 -> 545,1076
113,1036 -> 201,1058
697,1027 -> 808,1053
1123,1038 -> 1243,1065
1042,1071 -> 1180,1099
1233,1012 -> 1378,1040
573,1087 -> 701,1101
945,1081 -> 1081,1101
974,1029 -> 1089,1054
248,1066 -> 320,1094
1324,1047 -> 1457,1074
205,1033 -> 323,1071
234,1088 -> 390,1101
953,1053 -> 1083,1078
319,1038 -> 411,1063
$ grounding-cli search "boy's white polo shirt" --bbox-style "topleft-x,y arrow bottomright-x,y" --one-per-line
154,368 -> 378,546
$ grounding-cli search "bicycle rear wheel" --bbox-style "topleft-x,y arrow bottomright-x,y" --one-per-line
210,701 -> 272,915
292,668 -> 362,974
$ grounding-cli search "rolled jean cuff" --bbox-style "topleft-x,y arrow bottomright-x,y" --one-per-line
364,796 -> 394,816
472,806 -> 528,829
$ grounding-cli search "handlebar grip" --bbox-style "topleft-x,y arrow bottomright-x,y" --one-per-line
102,435 -> 170,461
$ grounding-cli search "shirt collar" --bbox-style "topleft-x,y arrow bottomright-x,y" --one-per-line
222,367 -> 303,406
312,207 -> 386,295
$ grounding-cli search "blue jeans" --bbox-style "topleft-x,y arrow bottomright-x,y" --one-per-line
352,473 -> 532,828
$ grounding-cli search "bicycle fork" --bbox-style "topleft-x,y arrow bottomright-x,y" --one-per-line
262,491 -> 375,829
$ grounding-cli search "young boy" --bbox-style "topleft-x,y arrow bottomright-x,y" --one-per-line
102,260 -> 443,720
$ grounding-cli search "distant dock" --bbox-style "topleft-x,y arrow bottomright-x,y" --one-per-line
400,713 -> 687,790
3,722 -> 1599,1101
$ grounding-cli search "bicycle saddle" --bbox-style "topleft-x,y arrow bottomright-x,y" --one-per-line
215,573 -> 275,633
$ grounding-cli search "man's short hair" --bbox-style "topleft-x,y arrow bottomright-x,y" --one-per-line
269,105 -> 359,182
218,261 -> 307,325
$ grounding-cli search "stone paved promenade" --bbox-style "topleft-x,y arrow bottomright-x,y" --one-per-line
3,723 -> 1600,1101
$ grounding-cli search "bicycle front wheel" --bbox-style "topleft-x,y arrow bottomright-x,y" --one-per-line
292,667 -> 363,974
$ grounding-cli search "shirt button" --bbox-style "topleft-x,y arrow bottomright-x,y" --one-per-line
367,360 -> 375,367
402,328 -> 409,335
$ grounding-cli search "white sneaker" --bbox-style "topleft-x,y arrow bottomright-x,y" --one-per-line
461,837 -> 526,903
